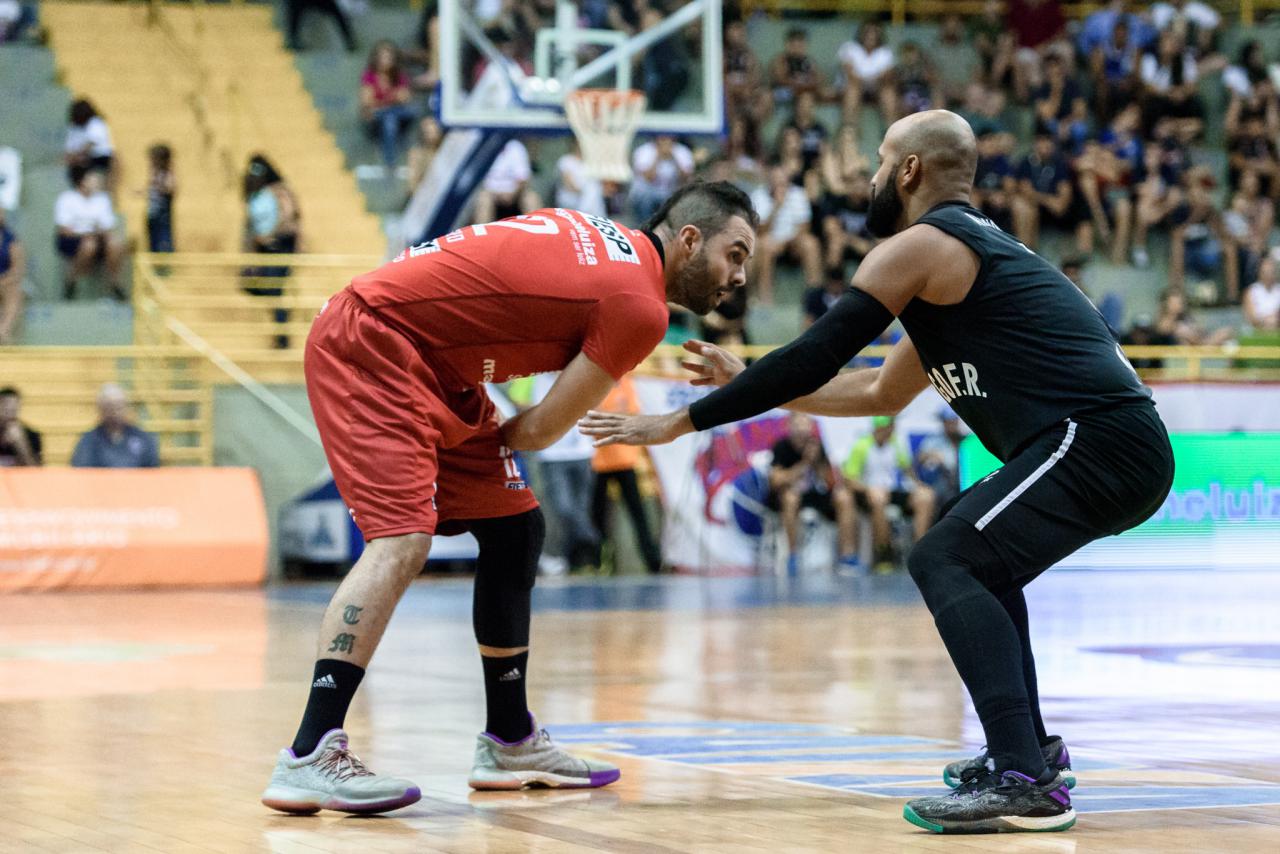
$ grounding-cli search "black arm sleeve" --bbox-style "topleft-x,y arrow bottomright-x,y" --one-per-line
687,287 -> 895,431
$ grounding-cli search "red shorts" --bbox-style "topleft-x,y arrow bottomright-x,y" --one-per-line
304,288 -> 539,539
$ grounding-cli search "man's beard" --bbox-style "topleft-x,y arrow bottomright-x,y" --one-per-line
677,248 -> 719,315
866,162 -> 904,238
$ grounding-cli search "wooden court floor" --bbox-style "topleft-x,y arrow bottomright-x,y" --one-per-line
2,569 -> 1278,853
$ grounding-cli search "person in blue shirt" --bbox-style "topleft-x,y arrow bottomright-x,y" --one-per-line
70,383 -> 160,468
1013,129 -> 1091,254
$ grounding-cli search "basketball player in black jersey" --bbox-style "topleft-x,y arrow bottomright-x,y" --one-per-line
580,110 -> 1175,834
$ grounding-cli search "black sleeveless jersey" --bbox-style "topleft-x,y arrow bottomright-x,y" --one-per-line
901,201 -> 1151,462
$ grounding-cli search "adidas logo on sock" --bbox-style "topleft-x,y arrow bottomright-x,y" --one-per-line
312,673 -> 337,689
498,668 -> 522,682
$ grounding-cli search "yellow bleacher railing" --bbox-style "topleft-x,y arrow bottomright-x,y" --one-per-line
0,344 -> 214,466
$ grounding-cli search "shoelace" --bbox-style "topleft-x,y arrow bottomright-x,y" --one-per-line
316,744 -> 376,782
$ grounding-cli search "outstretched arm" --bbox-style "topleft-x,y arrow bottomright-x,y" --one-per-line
501,352 -> 617,451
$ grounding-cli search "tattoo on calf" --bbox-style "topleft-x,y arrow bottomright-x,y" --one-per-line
328,633 -> 357,654
342,605 -> 363,625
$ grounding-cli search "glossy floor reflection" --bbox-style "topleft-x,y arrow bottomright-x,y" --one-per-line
2,570 -> 1278,852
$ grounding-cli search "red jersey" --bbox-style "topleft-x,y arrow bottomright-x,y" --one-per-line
349,208 -> 669,387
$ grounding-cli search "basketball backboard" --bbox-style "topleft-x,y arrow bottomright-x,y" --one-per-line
438,0 -> 724,136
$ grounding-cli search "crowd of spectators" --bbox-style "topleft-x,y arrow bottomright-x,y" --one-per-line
0,383 -> 160,469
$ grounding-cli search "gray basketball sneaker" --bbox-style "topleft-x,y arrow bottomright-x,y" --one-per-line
261,729 -> 421,815
905,768 -> 1076,834
468,716 -> 621,790
942,737 -> 1076,790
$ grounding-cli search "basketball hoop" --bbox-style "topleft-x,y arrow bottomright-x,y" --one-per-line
564,89 -> 647,183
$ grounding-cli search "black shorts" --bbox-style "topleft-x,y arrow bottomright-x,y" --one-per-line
55,233 -> 104,259
943,403 -> 1174,585
766,488 -> 839,521
856,489 -> 917,513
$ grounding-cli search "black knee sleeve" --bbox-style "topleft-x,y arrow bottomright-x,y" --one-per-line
469,508 -> 545,648
907,516 -> 1006,616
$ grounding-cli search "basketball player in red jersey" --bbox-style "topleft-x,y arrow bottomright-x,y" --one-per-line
261,182 -> 757,815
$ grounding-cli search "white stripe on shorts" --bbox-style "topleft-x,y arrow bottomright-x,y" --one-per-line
974,420 -> 1078,532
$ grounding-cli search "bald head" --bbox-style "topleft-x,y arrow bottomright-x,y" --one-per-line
97,383 -> 130,431
884,110 -> 978,192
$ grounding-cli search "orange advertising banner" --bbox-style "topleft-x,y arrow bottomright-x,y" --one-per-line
0,468 -> 268,591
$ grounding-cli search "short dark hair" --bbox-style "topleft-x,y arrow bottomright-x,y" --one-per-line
786,27 -> 807,41
69,98 -> 97,127
69,163 -> 91,188
0,387 -> 19,398
644,180 -> 759,238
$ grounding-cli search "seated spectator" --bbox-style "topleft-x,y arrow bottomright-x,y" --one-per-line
0,0 -> 39,45
819,172 -> 873,272
1132,121 -> 1189,267
969,0 -> 1015,91
1223,40 -> 1270,101
1074,104 -> 1143,262
893,41 -> 935,120
71,384 -> 160,468
590,376 -> 662,574
1226,113 -> 1279,200
972,130 -> 1016,233
1169,168 -> 1237,302
55,165 -> 125,301
724,20 -> 771,128
836,20 -> 896,126
475,138 -> 541,223
1012,129 -> 1090,254
1088,15 -> 1143,123
554,140 -> 605,218
768,27 -> 828,109
145,143 -> 175,253
774,126 -> 818,197
1223,171 -> 1275,285
819,123 -> 870,197
1149,0 -> 1221,62
804,266 -> 850,328
406,116 -> 444,193
958,81 -> 1012,142
639,5 -> 690,111
932,15 -> 981,108
843,415 -> 934,572
64,99 -> 114,192
1033,54 -> 1087,151
1078,1 -> 1155,61
767,413 -> 857,576
717,116 -> 765,186
361,41 -> 417,171
1140,31 -> 1204,142
630,135 -> 693,224
0,387 -> 40,466
786,92 -> 829,177
1121,312 -> 1177,370
1244,257 -> 1280,332
915,409 -> 965,511
1006,0 -> 1068,103
0,207 -> 24,343
1155,289 -> 1233,345
750,163 -> 821,304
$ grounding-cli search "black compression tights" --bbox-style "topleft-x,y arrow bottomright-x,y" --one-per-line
907,517 -> 1050,776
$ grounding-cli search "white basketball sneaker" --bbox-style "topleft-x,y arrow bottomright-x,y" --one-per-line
468,716 -> 621,790
261,729 -> 421,815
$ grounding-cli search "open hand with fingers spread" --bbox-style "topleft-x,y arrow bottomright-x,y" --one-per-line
578,409 -> 694,447
679,338 -> 746,387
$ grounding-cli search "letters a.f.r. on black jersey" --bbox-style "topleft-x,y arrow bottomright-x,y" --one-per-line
899,201 -> 1151,463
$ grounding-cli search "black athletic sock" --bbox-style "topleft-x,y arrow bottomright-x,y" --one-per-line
481,651 -> 532,742
998,587 -> 1051,744
291,658 -> 365,757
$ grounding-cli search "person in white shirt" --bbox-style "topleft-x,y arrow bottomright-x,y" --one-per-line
749,164 -> 821,304
64,99 -> 115,193
55,165 -> 125,300
474,138 -> 541,223
1149,1 -> 1220,59
629,135 -> 694,224
1245,256 -> 1280,332
837,21 -> 897,127
553,142 -> 606,218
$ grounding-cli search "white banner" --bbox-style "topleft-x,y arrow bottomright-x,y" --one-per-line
636,379 -> 1280,574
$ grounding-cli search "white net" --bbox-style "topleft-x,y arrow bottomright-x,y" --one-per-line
564,89 -> 647,183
